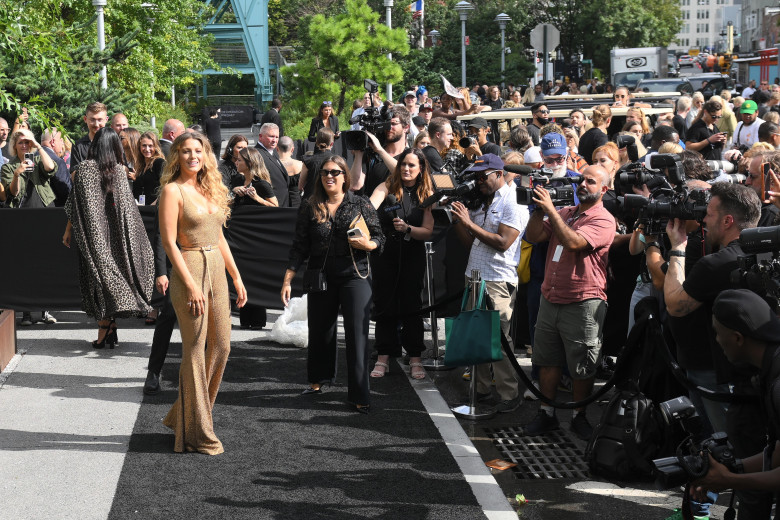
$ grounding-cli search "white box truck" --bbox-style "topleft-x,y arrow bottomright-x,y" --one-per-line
611,47 -> 668,89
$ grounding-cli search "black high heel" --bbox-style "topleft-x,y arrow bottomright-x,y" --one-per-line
355,404 -> 370,415
92,323 -> 112,350
108,319 -> 118,348
301,381 -> 331,395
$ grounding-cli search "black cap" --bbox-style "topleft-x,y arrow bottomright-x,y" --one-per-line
412,116 -> 426,127
713,289 -> 780,342
467,117 -> 489,129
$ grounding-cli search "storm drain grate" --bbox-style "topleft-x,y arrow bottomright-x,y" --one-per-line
485,427 -> 589,479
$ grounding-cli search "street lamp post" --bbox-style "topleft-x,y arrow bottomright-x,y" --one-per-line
384,0 -> 394,101
428,29 -> 440,47
93,0 -> 108,90
494,13 -> 511,90
454,1 -> 474,87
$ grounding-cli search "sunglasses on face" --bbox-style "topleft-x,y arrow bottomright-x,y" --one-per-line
320,169 -> 344,177
543,156 -> 566,164
536,110 -> 549,115
709,113 -> 722,120
475,171 -> 498,181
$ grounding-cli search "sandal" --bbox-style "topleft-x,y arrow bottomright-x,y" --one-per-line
370,361 -> 390,378
410,361 -> 426,380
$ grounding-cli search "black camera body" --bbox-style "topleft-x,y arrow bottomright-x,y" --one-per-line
420,170 -> 485,210
652,396 -> 743,489
344,79 -> 393,151
617,154 -> 708,235
730,225 -> 780,310
515,168 -> 580,207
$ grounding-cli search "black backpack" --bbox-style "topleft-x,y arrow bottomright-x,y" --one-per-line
585,388 -> 664,481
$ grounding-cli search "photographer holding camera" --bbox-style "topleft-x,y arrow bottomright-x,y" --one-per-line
523,165 -> 616,440
350,105 -> 410,196
690,289 -> 780,515
665,183 -> 772,518
450,154 -> 529,413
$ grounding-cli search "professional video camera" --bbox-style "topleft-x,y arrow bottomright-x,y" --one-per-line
419,170 -> 485,210
618,154 -> 710,235
616,151 -> 685,195
652,396 -> 743,490
343,79 -> 393,151
514,166 -> 582,206
730,225 -> 780,310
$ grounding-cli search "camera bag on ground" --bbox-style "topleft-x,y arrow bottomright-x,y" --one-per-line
585,386 -> 663,480
585,298 -> 670,480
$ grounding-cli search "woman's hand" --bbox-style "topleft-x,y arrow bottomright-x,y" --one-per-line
186,285 -> 207,317
348,233 -> 376,251
768,170 -> 780,210
392,217 -> 409,234
14,161 -> 28,176
62,227 -> 72,248
234,277 -> 248,309
127,168 -> 137,181
281,283 -> 292,307
233,186 -> 247,197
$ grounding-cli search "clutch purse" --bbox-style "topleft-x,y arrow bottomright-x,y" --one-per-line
349,213 -> 371,241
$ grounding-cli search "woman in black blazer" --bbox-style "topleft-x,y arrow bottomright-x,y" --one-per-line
308,101 -> 341,142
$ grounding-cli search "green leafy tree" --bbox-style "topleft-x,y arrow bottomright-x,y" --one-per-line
281,0 -> 410,115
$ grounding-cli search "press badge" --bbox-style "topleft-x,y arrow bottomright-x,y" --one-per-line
552,245 -> 563,262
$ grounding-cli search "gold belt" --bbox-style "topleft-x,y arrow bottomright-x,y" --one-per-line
180,245 -> 218,296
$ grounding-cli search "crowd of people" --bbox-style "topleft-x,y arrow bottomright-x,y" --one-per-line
5,77 -> 780,514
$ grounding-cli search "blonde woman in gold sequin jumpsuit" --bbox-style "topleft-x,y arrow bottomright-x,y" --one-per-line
158,132 -> 248,455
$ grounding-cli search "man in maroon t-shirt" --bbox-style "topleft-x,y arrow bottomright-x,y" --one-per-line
523,165 -> 616,440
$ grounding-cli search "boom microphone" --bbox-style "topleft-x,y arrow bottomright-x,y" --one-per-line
503,164 -> 534,175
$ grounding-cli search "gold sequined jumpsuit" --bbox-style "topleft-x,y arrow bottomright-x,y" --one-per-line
163,184 -> 230,455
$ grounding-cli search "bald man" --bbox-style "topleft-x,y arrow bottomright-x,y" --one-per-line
523,165 -> 616,441
111,113 -> 129,134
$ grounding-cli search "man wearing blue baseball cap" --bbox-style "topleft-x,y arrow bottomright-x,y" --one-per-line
451,154 -> 530,413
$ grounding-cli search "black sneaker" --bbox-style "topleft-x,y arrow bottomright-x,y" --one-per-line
143,371 -> 161,395
524,409 -> 560,435
494,396 -> 522,413
570,413 -> 593,441
20,313 -> 33,326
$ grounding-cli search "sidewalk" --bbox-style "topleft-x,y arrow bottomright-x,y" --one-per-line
0,309 -> 515,520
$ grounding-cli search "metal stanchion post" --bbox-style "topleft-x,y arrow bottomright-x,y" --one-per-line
422,241 -> 453,371
452,269 -> 496,420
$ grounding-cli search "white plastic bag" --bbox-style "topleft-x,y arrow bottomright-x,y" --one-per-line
268,295 -> 309,348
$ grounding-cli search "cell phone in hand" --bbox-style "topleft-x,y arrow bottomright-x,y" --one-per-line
347,227 -> 364,239
24,152 -> 34,171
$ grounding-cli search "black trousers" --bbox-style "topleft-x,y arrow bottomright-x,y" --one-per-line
307,274 -> 372,406
372,241 -> 426,358
148,290 -> 177,375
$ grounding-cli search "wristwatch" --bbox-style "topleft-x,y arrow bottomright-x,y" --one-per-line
644,241 -> 661,252
405,226 -> 412,236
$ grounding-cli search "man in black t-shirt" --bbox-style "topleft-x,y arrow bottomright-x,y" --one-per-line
665,183 -> 771,517
685,99 -> 727,161
526,103 -> 548,146
350,105 -> 410,196
466,117 -> 502,157
691,289 -> 780,514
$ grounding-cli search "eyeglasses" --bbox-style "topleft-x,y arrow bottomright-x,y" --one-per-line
475,171 -> 498,181
320,169 -> 344,177
543,155 -> 566,164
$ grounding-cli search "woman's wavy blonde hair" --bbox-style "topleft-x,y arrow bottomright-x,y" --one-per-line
160,131 -> 231,221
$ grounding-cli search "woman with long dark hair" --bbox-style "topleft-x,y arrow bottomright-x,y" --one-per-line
367,148 -> 434,379
158,131 -> 247,454
281,155 -> 383,413
219,134 -> 248,190
62,127 -> 155,348
307,101 -> 340,142
133,131 -> 166,204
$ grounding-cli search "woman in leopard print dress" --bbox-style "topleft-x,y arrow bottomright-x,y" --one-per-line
62,128 -> 155,348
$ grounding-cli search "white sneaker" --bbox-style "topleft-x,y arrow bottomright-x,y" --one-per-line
523,380 -> 540,400
41,312 -> 57,325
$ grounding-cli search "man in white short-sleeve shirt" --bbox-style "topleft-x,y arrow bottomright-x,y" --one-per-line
451,154 -> 529,413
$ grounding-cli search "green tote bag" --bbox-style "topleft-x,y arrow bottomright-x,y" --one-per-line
444,280 -> 503,366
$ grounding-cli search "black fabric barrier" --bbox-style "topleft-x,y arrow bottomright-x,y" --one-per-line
0,206 -> 464,314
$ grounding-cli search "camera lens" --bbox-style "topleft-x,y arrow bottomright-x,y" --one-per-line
459,136 -> 475,149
